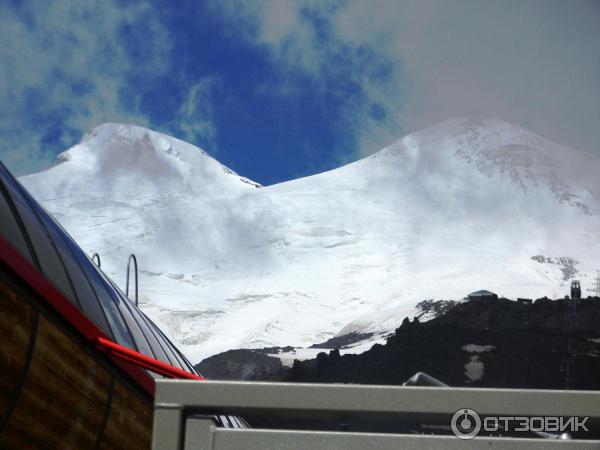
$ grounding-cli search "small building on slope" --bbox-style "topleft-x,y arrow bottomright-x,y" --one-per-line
466,290 -> 498,301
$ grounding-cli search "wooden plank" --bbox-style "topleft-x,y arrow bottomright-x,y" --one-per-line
0,314 -> 111,449
97,378 -> 153,450
0,269 -> 154,449
0,278 -> 33,420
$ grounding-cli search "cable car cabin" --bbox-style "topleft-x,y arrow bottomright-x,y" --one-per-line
0,162 -> 205,449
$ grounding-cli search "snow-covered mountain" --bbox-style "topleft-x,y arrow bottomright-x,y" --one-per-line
19,118 -> 600,363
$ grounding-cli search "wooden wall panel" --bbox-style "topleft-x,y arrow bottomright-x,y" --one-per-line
0,271 -> 154,450
0,278 -> 33,421
0,314 -> 111,449
97,379 -> 152,450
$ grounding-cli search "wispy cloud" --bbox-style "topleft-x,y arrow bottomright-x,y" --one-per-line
0,1 -> 218,175
208,0 -> 401,164
170,78 -> 219,149
3,1 -> 598,181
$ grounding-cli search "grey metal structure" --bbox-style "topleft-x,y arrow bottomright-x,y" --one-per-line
153,380 -> 600,449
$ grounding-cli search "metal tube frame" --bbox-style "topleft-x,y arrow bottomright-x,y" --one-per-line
92,252 -> 101,268
125,254 -> 138,306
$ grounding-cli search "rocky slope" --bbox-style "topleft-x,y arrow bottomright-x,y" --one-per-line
284,296 -> 600,390
197,297 -> 600,390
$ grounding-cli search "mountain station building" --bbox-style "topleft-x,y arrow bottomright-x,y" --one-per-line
467,290 -> 498,301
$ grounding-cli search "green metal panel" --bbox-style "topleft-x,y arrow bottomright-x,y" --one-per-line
156,380 -> 600,424
183,418 -> 215,450
152,403 -> 183,450
211,430 -> 600,450
153,380 -> 600,450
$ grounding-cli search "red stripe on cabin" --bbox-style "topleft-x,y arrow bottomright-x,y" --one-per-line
95,337 -> 203,380
0,236 -> 201,394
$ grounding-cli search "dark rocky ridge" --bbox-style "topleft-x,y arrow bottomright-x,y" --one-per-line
196,297 -> 600,390
309,332 -> 374,349
285,297 -> 600,389
414,299 -> 459,320
195,349 -> 286,381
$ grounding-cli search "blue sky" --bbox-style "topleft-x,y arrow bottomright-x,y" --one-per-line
1,1 -> 599,185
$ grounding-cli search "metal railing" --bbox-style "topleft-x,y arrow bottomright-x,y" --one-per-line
152,380 -> 600,449
125,253 -> 138,305
92,252 -> 101,268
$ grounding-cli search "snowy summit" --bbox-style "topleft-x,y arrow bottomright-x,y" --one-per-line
20,118 -> 600,363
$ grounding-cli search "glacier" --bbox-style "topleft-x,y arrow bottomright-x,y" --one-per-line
19,117 -> 600,363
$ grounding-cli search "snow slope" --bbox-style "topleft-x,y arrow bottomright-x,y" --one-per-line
20,119 -> 600,363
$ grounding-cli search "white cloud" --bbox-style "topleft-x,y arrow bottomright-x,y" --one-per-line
210,0 -> 330,77
4,1 -> 598,176
0,1 -> 177,174
211,0 -> 600,158
208,0 -> 402,164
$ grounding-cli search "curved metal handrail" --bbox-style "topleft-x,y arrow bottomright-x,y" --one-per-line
125,254 -> 138,306
92,253 -> 101,268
